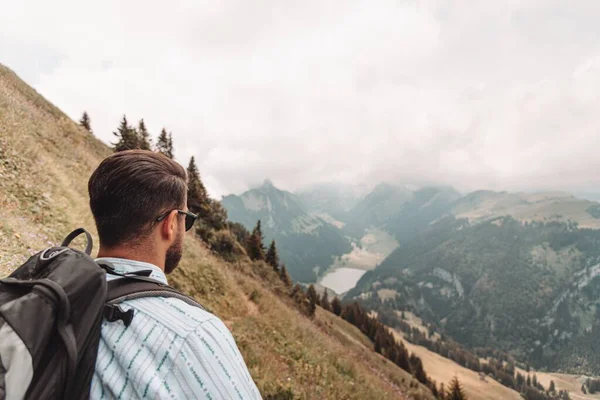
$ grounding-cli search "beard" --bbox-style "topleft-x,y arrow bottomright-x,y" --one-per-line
164,231 -> 183,274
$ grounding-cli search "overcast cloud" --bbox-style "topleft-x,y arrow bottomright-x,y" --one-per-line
2,0 -> 600,198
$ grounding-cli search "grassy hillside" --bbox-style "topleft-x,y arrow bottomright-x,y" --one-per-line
392,331 -> 522,400
0,64 -> 433,399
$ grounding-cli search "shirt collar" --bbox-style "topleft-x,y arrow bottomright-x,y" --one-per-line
95,257 -> 168,285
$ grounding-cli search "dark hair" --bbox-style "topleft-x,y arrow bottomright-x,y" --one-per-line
88,150 -> 187,248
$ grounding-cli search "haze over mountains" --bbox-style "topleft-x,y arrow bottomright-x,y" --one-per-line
222,180 -> 600,283
223,179 -> 600,374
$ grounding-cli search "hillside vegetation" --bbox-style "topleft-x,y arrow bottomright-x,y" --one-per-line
0,64 -> 434,399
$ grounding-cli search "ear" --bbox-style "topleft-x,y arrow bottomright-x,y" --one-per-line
160,210 -> 179,241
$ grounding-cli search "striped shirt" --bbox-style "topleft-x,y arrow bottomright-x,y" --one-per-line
90,257 -> 262,400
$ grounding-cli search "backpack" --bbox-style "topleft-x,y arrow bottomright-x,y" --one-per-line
0,228 -> 204,400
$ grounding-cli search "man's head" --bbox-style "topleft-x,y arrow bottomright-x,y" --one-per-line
88,150 -> 189,273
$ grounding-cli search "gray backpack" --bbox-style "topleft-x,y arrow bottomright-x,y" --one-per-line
0,228 -> 204,400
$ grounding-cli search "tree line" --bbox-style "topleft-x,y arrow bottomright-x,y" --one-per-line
289,289 -> 449,396
379,308 -> 571,400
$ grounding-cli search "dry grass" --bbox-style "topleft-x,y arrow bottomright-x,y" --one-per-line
390,329 -> 521,400
0,63 -> 433,399
392,312 -> 597,400
514,367 -> 600,400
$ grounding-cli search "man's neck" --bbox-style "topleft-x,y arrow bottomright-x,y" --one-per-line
97,246 -> 165,271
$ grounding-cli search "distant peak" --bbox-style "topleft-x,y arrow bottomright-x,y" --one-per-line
262,179 -> 275,188
257,179 -> 285,196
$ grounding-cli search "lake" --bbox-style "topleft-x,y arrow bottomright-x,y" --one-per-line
319,267 -> 367,294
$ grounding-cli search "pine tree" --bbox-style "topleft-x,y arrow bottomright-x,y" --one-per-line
265,240 -> 280,272
290,283 -> 309,314
431,382 -> 439,398
306,284 -> 318,316
247,220 -> 265,261
320,290 -> 330,311
527,375 -> 531,387
279,265 -> 292,287
516,372 -> 525,388
290,283 -> 304,300
394,342 -> 411,373
410,353 -> 428,384
186,156 -> 210,215
549,380 -> 556,394
331,297 -> 342,316
79,111 -> 92,134
167,132 -> 174,158
137,119 -> 152,150
532,374 -> 538,388
156,128 -> 172,158
446,376 -> 467,400
374,326 -> 384,354
112,115 -> 138,152
439,383 -> 445,400
206,200 -> 228,230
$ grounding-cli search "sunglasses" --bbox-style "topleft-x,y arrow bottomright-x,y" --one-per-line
156,209 -> 199,231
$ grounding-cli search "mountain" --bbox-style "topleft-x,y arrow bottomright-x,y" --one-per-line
344,183 -> 413,235
297,182 -> 367,223
452,190 -> 600,229
221,182 -> 462,288
0,64 -> 435,399
349,212 -> 600,374
343,184 -> 462,239
383,186 -> 462,241
222,180 -> 306,230
222,182 -> 353,282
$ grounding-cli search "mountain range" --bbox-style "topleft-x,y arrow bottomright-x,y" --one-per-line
222,178 -> 600,373
223,182 -> 600,282
221,181 -> 352,282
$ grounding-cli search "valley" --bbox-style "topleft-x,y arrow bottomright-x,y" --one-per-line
319,228 -> 398,294
224,174 -> 600,380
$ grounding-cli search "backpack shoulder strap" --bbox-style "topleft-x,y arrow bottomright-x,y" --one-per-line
61,228 -> 93,255
104,278 -> 207,327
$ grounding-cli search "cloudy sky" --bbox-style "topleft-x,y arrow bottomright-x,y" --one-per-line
3,0 -> 600,198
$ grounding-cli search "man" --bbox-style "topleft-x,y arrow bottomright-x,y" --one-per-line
88,150 -> 261,399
